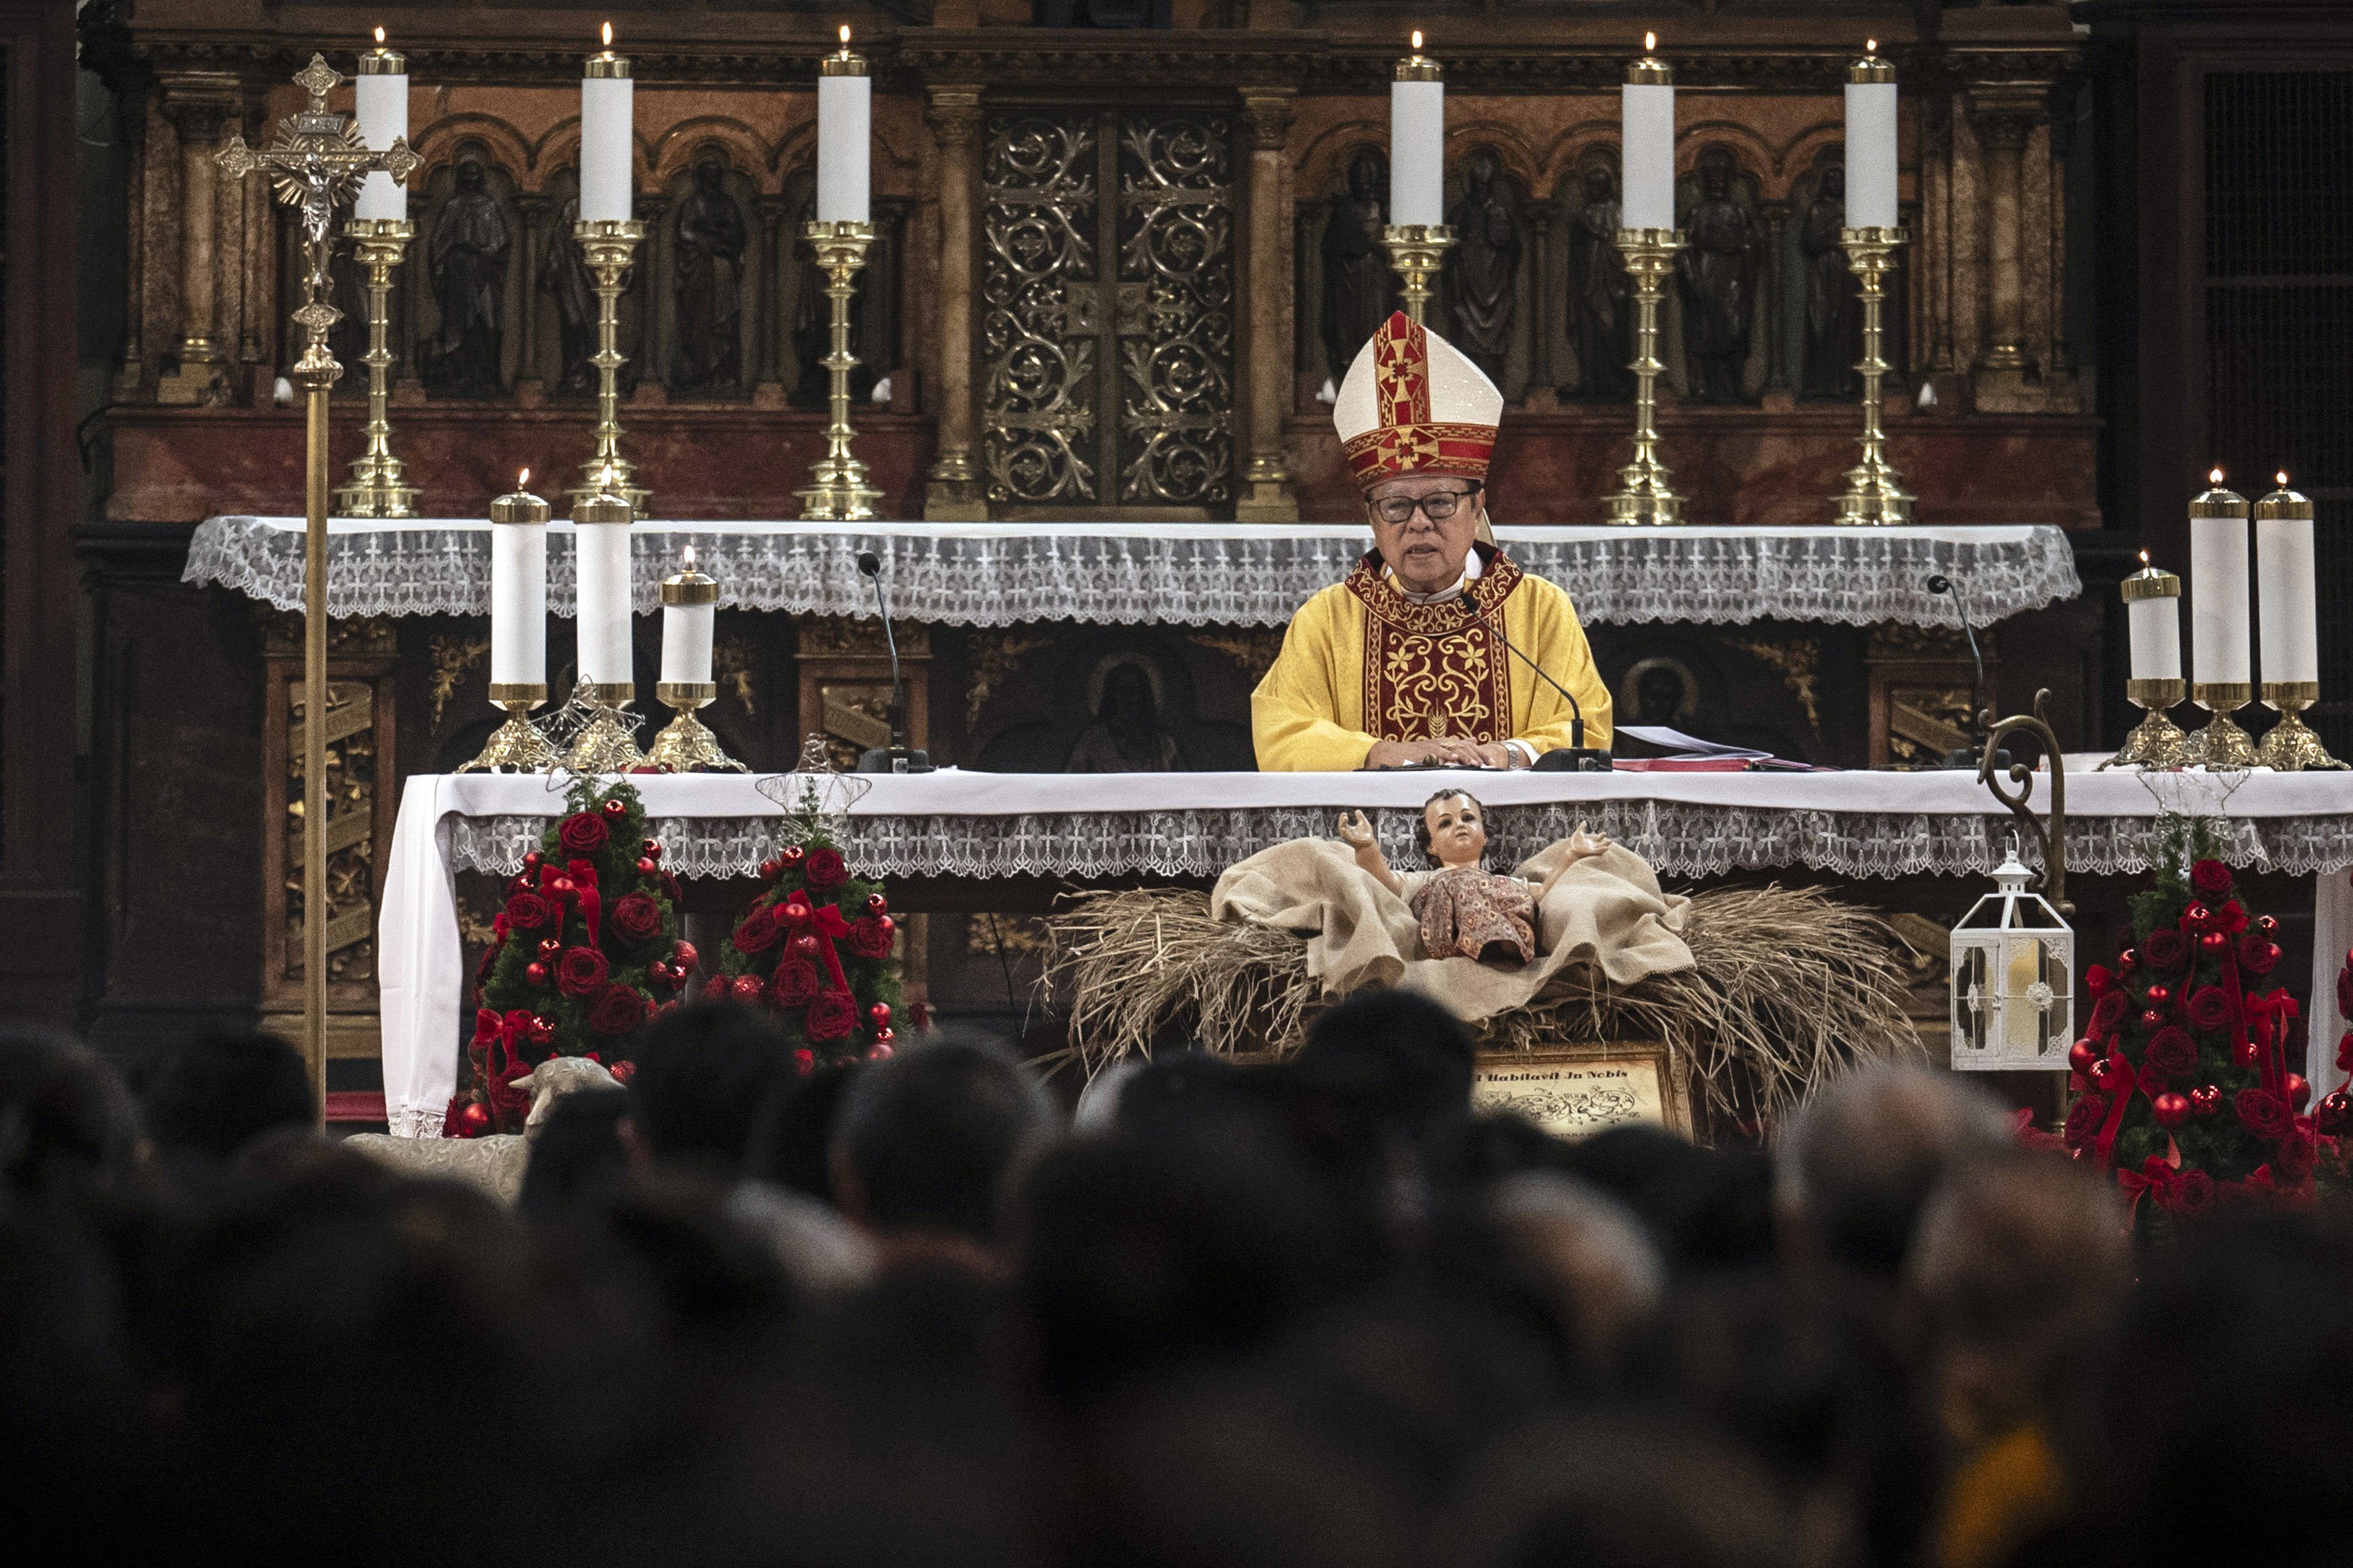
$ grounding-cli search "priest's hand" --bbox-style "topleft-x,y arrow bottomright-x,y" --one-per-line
1365,737 -> 1495,768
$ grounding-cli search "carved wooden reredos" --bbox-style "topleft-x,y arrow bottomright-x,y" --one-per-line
89,1 -> 2092,525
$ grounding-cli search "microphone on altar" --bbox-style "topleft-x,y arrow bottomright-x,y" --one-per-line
1925,573 -> 2004,771
1451,597 -> 1613,772
854,550 -> 934,775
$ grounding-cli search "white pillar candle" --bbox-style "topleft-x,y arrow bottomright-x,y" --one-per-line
580,25 -> 634,225
817,29 -> 871,226
660,548 -> 718,687
1622,35 -> 1676,232
489,472 -> 549,689
2255,474 -> 2320,686
1389,34 -> 1444,228
571,479 -> 636,687
354,32 -> 409,222
1844,43 -> 1899,230
2188,470 -> 2252,690
2120,553 -> 2183,684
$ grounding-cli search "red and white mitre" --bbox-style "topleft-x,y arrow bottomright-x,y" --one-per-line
1333,311 -> 1504,488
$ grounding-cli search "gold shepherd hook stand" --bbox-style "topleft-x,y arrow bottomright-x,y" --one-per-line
218,55 -> 417,1121
797,220 -> 884,520
571,220 -> 650,512
1834,226 -> 1913,524
1977,689 -> 2072,916
1604,228 -> 1683,525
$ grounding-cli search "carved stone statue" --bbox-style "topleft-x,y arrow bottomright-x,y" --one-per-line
1674,148 -> 1762,405
1321,148 -> 1397,385
672,154 -> 747,393
422,158 -> 512,396
1443,149 -> 1520,383
539,187 -> 597,395
1067,660 -> 1182,772
1564,166 -> 1633,402
1801,164 -> 1862,400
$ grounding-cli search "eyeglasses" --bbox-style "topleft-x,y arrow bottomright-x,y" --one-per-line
1369,485 -> 1482,526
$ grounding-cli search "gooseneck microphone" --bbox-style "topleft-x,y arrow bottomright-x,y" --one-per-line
1453,596 -> 1613,772
853,550 -> 934,774
1925,572 -> 1997,770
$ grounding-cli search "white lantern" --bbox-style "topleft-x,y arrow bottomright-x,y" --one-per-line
1949,838 -> 2074,1071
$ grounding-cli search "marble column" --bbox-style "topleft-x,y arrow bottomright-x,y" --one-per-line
156,73 -> 242,405
1237,88 -> 1299,521
1971,91 -> 2040,377
754,193 -> 789,405
924,85 -> 987,520
237,105 -> 267,373
113,82 -> 150,400
1519,203 -> 1559,410
514,193 -> 549,402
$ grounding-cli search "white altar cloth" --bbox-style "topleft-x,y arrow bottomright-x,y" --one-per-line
379,766 -> 2353,1137
186,516 -> 2080,629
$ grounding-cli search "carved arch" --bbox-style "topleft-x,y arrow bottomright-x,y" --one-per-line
650,116 -> 777,188
410,114 -> 534,185
1294,120 -> 1389,196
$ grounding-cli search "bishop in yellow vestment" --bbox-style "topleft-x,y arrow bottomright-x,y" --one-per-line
1253,313 -> 1612,772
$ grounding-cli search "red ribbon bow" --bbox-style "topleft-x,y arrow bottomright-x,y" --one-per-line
2116,1155 -> 2182,1219
565,858 -> 602,947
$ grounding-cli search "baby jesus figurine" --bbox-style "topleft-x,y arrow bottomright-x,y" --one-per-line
1337,790 -> 1611,965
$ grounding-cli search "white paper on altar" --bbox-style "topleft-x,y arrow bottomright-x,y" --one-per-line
185,516 -> 2083,631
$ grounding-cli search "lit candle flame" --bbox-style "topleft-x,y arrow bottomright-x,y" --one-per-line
840,23 -> 852,47
2140,550 -> 2151,567
2209,466 -> 2225,485
601,20 -> 613,48
374,25 -> 386,45
1411,29 -> 1423,50
1866,37 -> 1878,52
1645,30 -> 1656,51
518,467 -> 530,490
2277,470 -> 2290,487
684,544 -> 698,570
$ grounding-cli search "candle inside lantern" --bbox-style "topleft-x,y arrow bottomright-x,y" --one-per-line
1844,40 -> 1899,229
2188,468 -> 2251,691
817,26 -> 871,225
355,28 -> 409,222
1389,31 -> 1445,228
661,544 -> 718,687
2255,471 -> 2319,686
2120,550 -> 2183,685
1622,33 -> 1676,232
572,468 -> 636,686
580,22 -> 634,224
489,470 -> 550,689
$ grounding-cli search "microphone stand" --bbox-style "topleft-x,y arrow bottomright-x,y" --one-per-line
854,551 -> 934,774
1454,597 -> 1613,772
1927,573 -> 2008,771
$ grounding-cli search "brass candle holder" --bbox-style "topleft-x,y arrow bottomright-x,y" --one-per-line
2187,682 -> 2259,769
1603,227 -> 1683,525
2102,679 -> 2191,770
570,218 -> 650,512
332,220 -> 418,514
796,219 -> 883,520
2257,681 -> 2346,771
1381,224 -> 1455,327
1834,226 -> 1913,525
646,683 -> 744,772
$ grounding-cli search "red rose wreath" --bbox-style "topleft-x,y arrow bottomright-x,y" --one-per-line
448,778 -> 692,1137
715,832 -> 912,1070
2063,818 -> 2327,1219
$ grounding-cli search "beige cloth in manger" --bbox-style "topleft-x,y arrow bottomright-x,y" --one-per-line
1208,836 -> 1695,1024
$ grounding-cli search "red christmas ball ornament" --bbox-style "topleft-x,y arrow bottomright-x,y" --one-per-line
2256,914 -> 2279,935
642,838 -> 662,859
2118,950 -> 2140,975
779,844 -> 806,869
2067,1039 -> 2100,1078
2319,1091 -> 2353,1136
868,1002 -> 892,1029
792,932 -> 822,959
648,961 -> 672,985
525,961 -> 549,986
523,850 -> 543,871
673,941 -> 698,973
2191,1084 -> 2223,1116
2146,983 -> 2173,1006
603,797 -> 628,820
636,857 -> 658,876
2140,1009 -> 2167,1030
527,1015 -> 556,1047
2090,1056 -> 2134,1096
2288,1073 -> 2312,1111
456,1100 -> 494,1138
876,915 -> 895,939
549,876 -> 576,899
2185,901 -> 2212,929
2152,1092 -> 2192,1130
866,893 -> 889,917
538,938 -> 563,961
758,858 -> 782,881
867,1037 -> 895,1060
2233,1037 -> 2263,1069
2200,931 -> 2229,953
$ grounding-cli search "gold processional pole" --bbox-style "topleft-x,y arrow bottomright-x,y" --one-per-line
219,56 -> 417,1120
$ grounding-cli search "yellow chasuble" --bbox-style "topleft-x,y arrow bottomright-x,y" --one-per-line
1251,544 -> 1613,771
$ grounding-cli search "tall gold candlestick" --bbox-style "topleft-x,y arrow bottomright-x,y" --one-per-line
332,218 -> 418,516
571,219 -> 649,512
1834,226 -> 1913,524
1603,228 -> 1683,525
797,219 -> 883,520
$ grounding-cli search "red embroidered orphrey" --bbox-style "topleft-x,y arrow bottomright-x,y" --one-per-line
1342,312 -> 1498,484
1344,548 -> 1524,744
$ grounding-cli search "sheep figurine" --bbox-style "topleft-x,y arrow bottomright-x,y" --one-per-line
343,1056 -> 621,1204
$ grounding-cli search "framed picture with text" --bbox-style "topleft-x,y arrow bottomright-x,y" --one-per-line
1470,1046 -> 1691,1141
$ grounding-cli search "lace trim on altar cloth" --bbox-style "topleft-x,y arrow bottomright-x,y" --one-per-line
184,516 -> 2082,630
388,1103 -> 448,1140
446,805 -> 2353,883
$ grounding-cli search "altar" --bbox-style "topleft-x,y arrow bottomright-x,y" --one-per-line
379,764 -> 2353,1136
